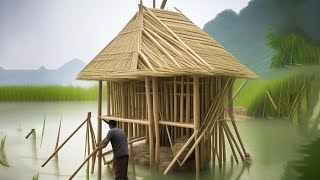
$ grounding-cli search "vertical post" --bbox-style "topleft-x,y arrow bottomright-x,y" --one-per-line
97,81 -> 102,180
193,76 -> 200,177
153,0 -> 156,8
152,77 -> 160,167
107,82 -> 110,116
174,77 -> 178,141
145,77 -> 155,167
186,77 -> 191,136
180,76 -> 184,137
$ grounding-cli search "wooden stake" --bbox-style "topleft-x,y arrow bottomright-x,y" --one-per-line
25,129 -> 35,139
186,77 -> 191,136
54,115 -> 62,158
145,77 -> 155,167
40,113 -> 46,148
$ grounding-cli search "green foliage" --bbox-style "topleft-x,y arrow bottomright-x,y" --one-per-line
0,136 -> 10,167
282,137 -> 320,180
233,66 -> 320,123
32,172 -> 39,180
0,85 -> 105,101
266,29 -> 320,68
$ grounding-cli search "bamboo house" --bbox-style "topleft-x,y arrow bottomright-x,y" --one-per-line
77,3 -> 258,179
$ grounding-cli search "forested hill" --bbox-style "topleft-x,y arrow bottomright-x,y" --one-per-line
203,0 -> 320,77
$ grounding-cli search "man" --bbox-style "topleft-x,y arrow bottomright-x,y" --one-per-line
96,120 -> 129,180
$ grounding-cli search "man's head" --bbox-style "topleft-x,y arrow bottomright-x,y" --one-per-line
104,119 -> 117,129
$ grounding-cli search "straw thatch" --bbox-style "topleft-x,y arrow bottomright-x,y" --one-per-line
77,6 -> 258,81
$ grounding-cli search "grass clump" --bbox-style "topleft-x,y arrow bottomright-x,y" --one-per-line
0,136 -> 10,167
0,85 -> 106,102
32,172 -> 39,180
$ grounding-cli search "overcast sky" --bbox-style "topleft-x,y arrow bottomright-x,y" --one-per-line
0,0 -> 250,69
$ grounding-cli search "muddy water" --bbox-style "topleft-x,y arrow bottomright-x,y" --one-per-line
0,102 -> 304,180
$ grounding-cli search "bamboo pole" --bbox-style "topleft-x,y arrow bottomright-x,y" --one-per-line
266,90 -> 278,110
221,121 -> 239,164
160,0 -> 167,9
153,0 -> 156,8
232,80 -> 248,100
42,113 -> 91,167
97,81 -> 102,180
193,76 -> 200,176
222,121 -> 244,161
186,77 -> 191,136
228,85 -> 247,157
180,76 -> 184,137
54,116 -> 62,158
165,125 -> 182,166
152,78 -> 160,167
163,129 -> 200,174
174,77 -> 178,141
68,148 -> 99,180
145,77 -> 155,167
40,113 -> 46,148
25,129 -> 35,139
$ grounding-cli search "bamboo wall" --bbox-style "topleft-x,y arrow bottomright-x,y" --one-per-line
102,75 -> 246,173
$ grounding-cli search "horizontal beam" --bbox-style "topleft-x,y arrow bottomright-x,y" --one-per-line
159,121 -> 194,129
100,116 -> 149,125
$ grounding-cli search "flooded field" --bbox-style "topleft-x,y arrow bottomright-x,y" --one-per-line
0,102 -> 306,180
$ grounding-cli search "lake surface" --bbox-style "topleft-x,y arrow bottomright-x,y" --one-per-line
0,102 -> 308,180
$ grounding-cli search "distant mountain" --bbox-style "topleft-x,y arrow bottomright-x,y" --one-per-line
0,59 -> 86,85
203,0 -> 320,77
0,66 -> 4,71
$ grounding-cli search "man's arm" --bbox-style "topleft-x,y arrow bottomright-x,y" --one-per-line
96,137 -> 109,150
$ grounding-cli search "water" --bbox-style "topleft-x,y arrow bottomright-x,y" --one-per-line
0,102 -> 305,180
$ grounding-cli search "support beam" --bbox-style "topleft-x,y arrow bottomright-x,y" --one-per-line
152,77 -> 160,167
193,76 -> 200,177
97,81 -> 102,180
145,77 -> 155,167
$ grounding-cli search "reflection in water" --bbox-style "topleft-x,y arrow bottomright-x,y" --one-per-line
54,156 -> 60,176
31,133 -> 37,160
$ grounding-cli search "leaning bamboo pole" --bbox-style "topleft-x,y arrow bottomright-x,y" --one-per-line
221,120 -> 239,164
228,84 -> 247,157
42,112 -> 91,167
193,76 -> 200,176
145,77 -> 155,167
54,116 -> 62,158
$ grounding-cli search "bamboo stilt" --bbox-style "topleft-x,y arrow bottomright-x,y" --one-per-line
193,76 -> 200,177
145,77 -> 155,167
152,78 -> 160,167
97,81 -> 102,180
180,76 -> 184,137
221,121 -> 239,164
174,77 -> 178,142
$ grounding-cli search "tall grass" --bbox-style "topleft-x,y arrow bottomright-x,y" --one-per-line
32,172 -> 39,180
0,136 -> 10,167
234,66 -> 320,122
0,85 -> 106,102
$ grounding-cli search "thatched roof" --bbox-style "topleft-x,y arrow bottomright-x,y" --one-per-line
77,6 -> 258,80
